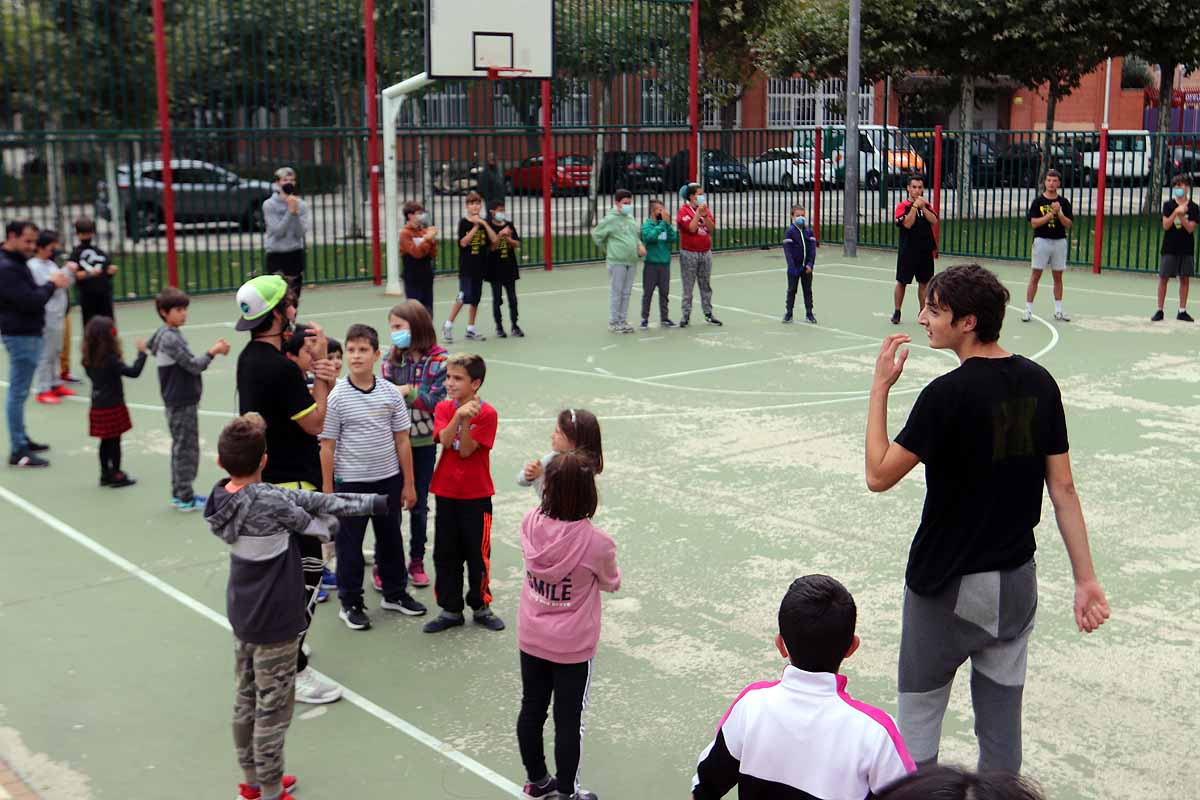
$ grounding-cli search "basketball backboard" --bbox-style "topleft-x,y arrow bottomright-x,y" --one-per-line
425,0 -> 554,79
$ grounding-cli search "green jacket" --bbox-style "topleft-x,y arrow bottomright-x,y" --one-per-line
640,218 -> 677,265
591,207 -> 642,265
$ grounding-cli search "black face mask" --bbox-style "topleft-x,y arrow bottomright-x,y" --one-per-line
281,183 -> 296,195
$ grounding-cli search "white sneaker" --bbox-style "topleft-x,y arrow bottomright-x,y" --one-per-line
301,642 -> 312,658
442,321 -> 454,343
1054,310 -> 1071,322
1021,309 -> 1032,322
294,667 -> 342,704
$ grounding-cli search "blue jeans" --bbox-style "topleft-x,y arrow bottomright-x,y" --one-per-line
4,334 -> 43,455
409,444 -> 437,561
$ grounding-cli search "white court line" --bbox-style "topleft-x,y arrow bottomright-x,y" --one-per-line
640,342 -> 876,381
0,485 -> 526,798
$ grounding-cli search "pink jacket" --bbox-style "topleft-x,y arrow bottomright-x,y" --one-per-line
518,509 -> 621,664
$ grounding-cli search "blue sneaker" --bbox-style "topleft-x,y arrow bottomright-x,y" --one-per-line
320,567 -> 337,590
316,587 -> 331,604
174,495 -> 207,513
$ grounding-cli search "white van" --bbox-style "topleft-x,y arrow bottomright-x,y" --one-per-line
794,125 -> 925,189
1079,130 -> 1152,185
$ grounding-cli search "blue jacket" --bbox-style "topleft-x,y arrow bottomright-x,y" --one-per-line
783,220 -> 817,277
0,248 -> 53,336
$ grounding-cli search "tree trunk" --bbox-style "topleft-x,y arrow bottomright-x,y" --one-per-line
332,89 -> 364,238
957,79 -> 976,214
719,99 -> 737,153
46,112 -> 68,238
1143,63 -> 1175,215
586,83 -> 612,228
1039,89 -> 1058,190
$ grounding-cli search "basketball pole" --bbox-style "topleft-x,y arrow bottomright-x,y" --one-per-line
688,0 -> 700,184
365,0 -> 382,286
382,73 -> 433,297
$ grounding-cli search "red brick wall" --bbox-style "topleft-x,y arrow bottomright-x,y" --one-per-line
1009,58 -> 1145,131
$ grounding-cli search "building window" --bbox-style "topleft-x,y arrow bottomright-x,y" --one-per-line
554,79 -> 591,126
399,86 -> 469,127
639,78 -> 740,128
767,78 -> 874,129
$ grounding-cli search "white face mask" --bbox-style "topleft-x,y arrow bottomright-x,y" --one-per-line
695,195 -> 707,207
494,212 -> 507,222
619,204 -> 634,216
417,212 -> 430,225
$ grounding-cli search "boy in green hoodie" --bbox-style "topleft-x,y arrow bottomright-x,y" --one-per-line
639,199 -> 678,330
591,189 -> 645,333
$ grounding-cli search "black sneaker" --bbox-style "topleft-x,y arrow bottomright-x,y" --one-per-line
26,439 -> 49,452
890,309 -> 901,325
569,791 -> 599,800
806,313 -> 818,324
705,315 -> 723,326
639,318 -> 649,330
423,612 -> 465,633
1178,311 -> 1195,322
660,318 -> 676,328
679,316 -> 689,328
106,471 -> 137,488
380,592 -> 427,616
783,312 -> 794,323
473,608 -> 506,631
496,326 -> 508,338
465,329 -> 487,341
1151,309 -> 1165,321
339,604 -> 371,630
523,776 -> 558,799
512,324 -> 525,337
9,449 -> 49,468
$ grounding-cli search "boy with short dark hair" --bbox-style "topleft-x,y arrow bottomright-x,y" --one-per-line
892,175 -> 937,325
443,191 -> 493,343
319,323 -> 425,628
692,575 -> 914,799
639,199 -> 677,329
782,204 -> 818,324
424,352 -> 505,633
205,412 -> 390,800
69,216 -> 118,326
148,286 -> 231,511
1154,173 -> 1199,322
486,200 -> 523,338
28,229 -> 75,404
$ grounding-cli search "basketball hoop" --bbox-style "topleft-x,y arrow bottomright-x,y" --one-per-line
486,66 -> 533,82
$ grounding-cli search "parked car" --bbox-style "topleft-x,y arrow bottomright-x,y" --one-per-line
748,147 -> 833,188
1078,130 -> 1151,186
664,149 -> 752,192
993,141 -> 1084,188
504,154 -> 591,195
433,163 -> 484,195
810,125 -> 925,189
598,151 -> 665,193
911,133 -> 999,188
96,160 -> 274,238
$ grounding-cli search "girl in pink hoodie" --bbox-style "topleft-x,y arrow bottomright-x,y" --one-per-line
516,450 -> 621,800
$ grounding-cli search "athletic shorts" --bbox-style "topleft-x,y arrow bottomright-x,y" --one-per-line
1031,238 -> 1068,271
1160,253 -> 1195,278
896,255 -> 935,285
456,274 -> 484,306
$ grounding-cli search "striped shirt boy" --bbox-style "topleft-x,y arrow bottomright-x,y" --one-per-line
321,376 -> 412,482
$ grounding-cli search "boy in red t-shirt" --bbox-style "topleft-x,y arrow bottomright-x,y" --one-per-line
676,183 -> 722,328
424,352 -> 505,633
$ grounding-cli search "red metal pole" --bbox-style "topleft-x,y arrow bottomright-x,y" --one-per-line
541,79 -> 554,271
687,0 -> 699,184
932,125 -> 943,259
1093,127 -> 1108,274
365,0 -> 382,285
151,0 -> 178,287
812,128 -> 822,244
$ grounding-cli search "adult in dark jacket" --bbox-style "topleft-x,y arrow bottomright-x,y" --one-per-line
476,152 -> 506,207
0,220 -> 70,467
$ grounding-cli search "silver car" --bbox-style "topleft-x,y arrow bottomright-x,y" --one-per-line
96,159 -> 274,238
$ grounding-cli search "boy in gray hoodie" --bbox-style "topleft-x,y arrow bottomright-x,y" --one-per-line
205,413 -> 389,800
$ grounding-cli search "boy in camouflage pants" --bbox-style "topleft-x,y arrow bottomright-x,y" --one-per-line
205,414 -> 391,800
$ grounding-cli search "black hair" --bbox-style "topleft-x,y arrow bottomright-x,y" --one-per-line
906,173 -> 925,187
540,450 -> 599,521
925,263 -> 1010,343
326,336 -> 342,356
35,229 -> 59,249
74,216 -> 96,234
6,220 -> 36,239
155,286 -> 190,320
446,352 -> 486,385
684,183 -> 701,200
875,766 -> 1045,800
282,323 -> 314,357
344,323 -> 379,351
488,199 -> 506,212
614,188 -> 633,203
778,575 -> 857,674
1044,168 -> 1061,180
218,413 -> 268,478
1173,173 -> 1193,188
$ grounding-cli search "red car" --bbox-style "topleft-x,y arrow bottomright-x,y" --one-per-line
505,154 -> 592,195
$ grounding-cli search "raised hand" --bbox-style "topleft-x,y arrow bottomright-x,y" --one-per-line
873,334 -> 911,390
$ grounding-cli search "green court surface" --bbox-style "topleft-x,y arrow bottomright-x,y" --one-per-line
1,248 -> 1195,800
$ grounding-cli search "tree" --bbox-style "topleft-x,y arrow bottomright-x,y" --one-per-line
696,0 -> 781,150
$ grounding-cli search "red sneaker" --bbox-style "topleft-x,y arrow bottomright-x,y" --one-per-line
409,559 -> 430,588
36,391 -> 61,405
52,385 -> 76,397
372,564 -> 383,592
237,776 -> 298,799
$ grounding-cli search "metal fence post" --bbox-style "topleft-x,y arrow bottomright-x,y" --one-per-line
541,79 -> 554,270
365,0 -> 382,286
151,0 -> 178,288
813,128 -> 822,244
932,125 -> 943,259
688,0 -> 699,184
1093,127 -> 1108,274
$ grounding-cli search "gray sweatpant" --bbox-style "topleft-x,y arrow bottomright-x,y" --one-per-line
679,249 -> 713,320
166,403 -> 200,502
35,315 -> 65,395
898,559 -> 1037,773
608,263 -> 636,325
641,262 -> 670,322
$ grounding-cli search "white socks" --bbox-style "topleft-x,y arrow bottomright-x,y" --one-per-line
1054,300 -> 1064,314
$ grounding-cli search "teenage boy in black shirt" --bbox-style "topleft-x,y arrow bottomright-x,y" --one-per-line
442,191 -> 494,343
1153,174 -> 1200,322
892,175 -> 937,325
1023,169 -> 1073,323
864,263 -> 1109,774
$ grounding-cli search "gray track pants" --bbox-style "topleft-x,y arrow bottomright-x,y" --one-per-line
898,559 -> 1037,773
608,263 -> 636,325
679,249 -> 713,320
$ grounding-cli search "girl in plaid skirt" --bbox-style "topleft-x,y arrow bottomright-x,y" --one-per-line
82,316 -> 147,488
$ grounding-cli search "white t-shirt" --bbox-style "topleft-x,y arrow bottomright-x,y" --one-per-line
320,376 -> 411,483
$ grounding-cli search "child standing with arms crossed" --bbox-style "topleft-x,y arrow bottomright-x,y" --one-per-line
319,324 -> 425,628
148,287 -> 232,511
639,200 -> 677,330
591,189 -> 645,333
517,450 -> 621,800
70,216 -> 118,326
424,352 -> 505,633
443,192 -> 493,343
486,200 -> 524,338
519,408 -> 604,496
82,315 -> 147,488
399,200 -> 438,315
383,300 -> 449,588
782,204 -> 818,324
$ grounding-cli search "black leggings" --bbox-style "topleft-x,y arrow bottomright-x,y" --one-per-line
98,436 -> 122,477
490,279 -> 518,327
516,651 -> 592,795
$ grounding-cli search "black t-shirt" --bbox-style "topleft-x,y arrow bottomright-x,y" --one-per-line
457,218 -> 490,279
70,241 -> 113,300
894,200 -> 936,264
486,219 -> 521,283
1028,194 -> 1072,240
1161,199 -> 1200,255
236,340 -> 321,486
895,355 -> 1069,595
